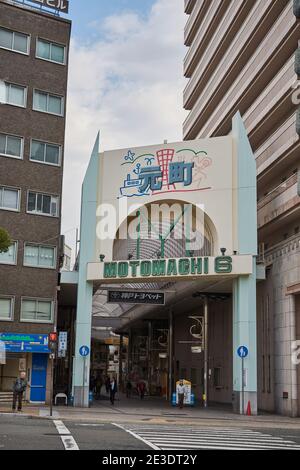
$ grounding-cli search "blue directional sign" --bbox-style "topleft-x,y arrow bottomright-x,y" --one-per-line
237,346 -> 249,358
0,333 -> 50,353
79,345 -> 90,357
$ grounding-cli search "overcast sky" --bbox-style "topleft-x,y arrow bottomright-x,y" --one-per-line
62,0 -> 187,256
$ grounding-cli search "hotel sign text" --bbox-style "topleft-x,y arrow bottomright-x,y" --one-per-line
28,0 -> 69,14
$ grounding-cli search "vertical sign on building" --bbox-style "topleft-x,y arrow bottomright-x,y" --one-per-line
58,331 -> 68,358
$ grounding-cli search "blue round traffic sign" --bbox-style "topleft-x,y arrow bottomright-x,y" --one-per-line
79,345 -> 90,357
237,346 -> 248,358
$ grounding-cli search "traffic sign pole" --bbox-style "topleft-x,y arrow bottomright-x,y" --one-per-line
79,346 -> 90,407
82,356 -> 86,407
242,356 -> 244,415
237,346 -> 248,415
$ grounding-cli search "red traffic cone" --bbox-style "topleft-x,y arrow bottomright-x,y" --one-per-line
246,401 -> 252,416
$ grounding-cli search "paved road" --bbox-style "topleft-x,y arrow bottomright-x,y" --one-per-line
0,415 -> 148,450
116,424 -> 300,450
1,414 -> 300,450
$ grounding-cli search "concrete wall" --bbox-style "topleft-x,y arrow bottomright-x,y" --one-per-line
257,235 -> 300,416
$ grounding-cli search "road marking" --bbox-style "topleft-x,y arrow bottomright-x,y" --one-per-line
112,423 -> 160,450
118,424 -> 300,450
53,420 -> 79,451
75,423 -> 105,427
61,435 -> 79,451
53,420 -> 71,435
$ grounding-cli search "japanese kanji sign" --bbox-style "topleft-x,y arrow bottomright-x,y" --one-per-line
119,147 -> 212,198
107,290 -> 165,305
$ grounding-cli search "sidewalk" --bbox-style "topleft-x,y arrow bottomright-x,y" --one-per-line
1,395 -> 300,429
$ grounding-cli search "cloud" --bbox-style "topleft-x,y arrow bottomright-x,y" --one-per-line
62,0 -> 187,256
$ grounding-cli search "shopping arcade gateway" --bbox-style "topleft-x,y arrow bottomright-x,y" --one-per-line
66,113 -> 261,414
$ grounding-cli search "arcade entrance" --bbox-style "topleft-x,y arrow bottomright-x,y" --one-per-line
71,115 -> 258,414
117,286 -> 233,407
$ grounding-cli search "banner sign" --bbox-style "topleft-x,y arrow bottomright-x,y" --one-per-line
107,290 -> 165,305
0,333 -> 50,353
27,0 -> 69,14
87,255 -> 253,283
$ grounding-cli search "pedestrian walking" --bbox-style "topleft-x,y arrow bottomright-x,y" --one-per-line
105,376 -> 110,394
126,380 -> 132,398
177,380 -> 186,409
12,372 -> 27,412
109,377 -> 118,405
138,381 -> 146,400
95,375 -> 102,400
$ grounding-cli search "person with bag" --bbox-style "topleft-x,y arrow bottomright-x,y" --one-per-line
12,372 -> 27,412
177,380 -> 186,409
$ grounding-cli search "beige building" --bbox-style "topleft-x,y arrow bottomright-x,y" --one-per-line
183,0 -> 300,416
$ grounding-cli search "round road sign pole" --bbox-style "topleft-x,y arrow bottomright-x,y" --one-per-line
82,356 -> 86,407
79,346 -> 90,407
242,356 -> 244,415
237,346 -> 248,415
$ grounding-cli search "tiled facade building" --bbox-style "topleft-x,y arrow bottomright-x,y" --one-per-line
0,0 -> 71,403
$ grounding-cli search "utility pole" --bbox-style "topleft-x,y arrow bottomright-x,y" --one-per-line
203,296 -> 209,408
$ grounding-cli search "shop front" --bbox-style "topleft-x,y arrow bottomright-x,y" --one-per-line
0,333 -> 50,403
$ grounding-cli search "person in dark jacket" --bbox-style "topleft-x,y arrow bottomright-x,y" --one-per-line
109,377 -> 118,405
138,381 -> 146,400
126,380 -> 132,398
12,372 -> 27,412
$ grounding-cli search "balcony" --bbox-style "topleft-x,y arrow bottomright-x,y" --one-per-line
183,1 -> 294,140
184,0 -> 230,78
184,0 -> 206,47
255,114 -> 299,177
185,0 -> 197,14
258,173 -> 300,229
263,233 -> 300,268
184,0 -> 251,109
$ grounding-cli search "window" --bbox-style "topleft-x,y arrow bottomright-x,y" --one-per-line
3,83 -> 26,107
27,191 -> 59,217
0,133 -> 23,159
0,186 -> 20,211
30,140 -> 61,166
0,297 -> 14,321
21,299 -> 53,323
0,27 -> 29,54
24,244 -> 56,269
36,38 -> 65,64
33,90 -> 64,116
0,242 -> 17,265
